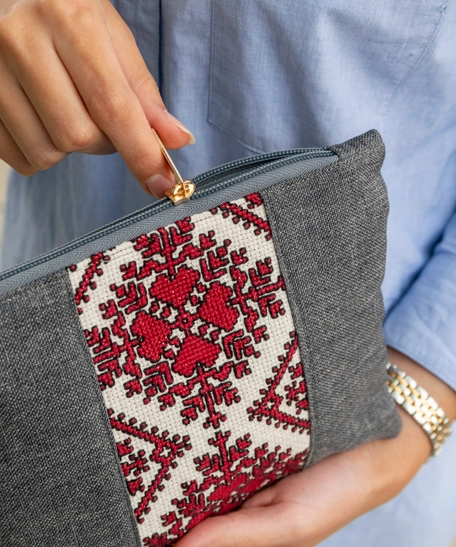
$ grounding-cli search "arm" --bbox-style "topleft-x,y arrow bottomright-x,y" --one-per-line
174,349 -> 456,547
0,0 -> 194,198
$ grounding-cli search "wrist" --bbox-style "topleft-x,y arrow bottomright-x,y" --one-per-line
363,403 -> 430,509
385,346 -> 455,470
363,348 -> 456,508
387,347 -> 456,421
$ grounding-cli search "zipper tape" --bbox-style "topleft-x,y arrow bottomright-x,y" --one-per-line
0,152 -> 337,296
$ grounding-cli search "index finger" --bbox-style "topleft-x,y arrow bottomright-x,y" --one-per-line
51,1 -> 174,197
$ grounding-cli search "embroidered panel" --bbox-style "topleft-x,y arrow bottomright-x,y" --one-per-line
68,193 -> 311,546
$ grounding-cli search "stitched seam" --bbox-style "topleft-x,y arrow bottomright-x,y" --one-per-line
62,271 -> 142,546
75,197 -> 251,265
259,190 -> 315,469
207,0 -> 266,155
385,1 -> 449,115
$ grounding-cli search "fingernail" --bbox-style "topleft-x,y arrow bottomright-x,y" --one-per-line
145,174 -> 175,198
164,111 -> 196,144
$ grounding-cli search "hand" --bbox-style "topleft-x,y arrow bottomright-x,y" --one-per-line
175,349 -> 456,547
0,0 -> 194,197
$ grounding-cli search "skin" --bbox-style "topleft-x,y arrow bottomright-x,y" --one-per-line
0,0 -> 195,198
1,3 -> 455,544
174,348 -> 456,547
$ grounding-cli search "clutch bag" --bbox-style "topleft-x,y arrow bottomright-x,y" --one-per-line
0,130 -> 401,547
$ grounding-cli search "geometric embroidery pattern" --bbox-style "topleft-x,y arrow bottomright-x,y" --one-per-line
68,193 -> 311,546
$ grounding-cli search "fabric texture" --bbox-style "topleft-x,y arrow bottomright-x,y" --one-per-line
3,0 -> 456,399
67,194 -> 311,546
0,154 -> 337,296
262,130 -> 401,466
0,271 -> 140,547
1,1 -> 456,543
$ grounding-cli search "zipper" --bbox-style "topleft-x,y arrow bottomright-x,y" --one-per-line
0,146 -> 333,284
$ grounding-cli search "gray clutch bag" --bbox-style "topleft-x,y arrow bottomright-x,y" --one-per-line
0,130 -> 401,547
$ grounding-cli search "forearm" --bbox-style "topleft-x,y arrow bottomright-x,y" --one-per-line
365,346 -> 456,510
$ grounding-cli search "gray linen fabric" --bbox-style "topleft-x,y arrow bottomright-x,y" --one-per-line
0,155 -> 336,296
261,130 -> 402,466
0,130 -> 401,544
0,271 -> 140,546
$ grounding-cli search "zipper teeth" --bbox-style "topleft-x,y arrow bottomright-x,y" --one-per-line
0,198 -> 173,281
195,150 -> 333,196
0,148 -> 332,281
192,147 -> 327,183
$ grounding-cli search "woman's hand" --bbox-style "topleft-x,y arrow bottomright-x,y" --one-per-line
175,349 -> 456,547
0,0 -> 194,197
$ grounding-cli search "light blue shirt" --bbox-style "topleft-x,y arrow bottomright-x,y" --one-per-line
1,1 -> 455,545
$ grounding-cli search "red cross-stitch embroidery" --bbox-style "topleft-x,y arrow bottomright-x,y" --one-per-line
109,409 -> 191,523
142,430 -> 308,546
81,218 -> 286,431
248,331 -> 310,434
69,251 -> 110,313
211,193 -> 272,240
69,194 -> 311,546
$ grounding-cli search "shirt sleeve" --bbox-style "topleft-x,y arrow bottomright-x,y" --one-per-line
383,210 -> 456,391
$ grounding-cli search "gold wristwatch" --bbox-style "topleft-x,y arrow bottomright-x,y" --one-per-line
386,362 -> 452,457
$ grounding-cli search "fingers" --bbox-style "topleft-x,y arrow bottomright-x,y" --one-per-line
52,1 -> 182,197
0,118 -> 36,176
175,414 -> 431,547
102,0 -> 195,150
0,66 -> 67,171
175,505 -> 299,547
8,37 -> 115,156
173,454 -> 369,547
0,0 -> 112,178
0,0 -> 193,197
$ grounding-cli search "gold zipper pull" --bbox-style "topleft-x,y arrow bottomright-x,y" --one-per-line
152,128 -> 196,205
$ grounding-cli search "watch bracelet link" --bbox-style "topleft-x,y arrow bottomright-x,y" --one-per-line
386,362 -> 452,457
